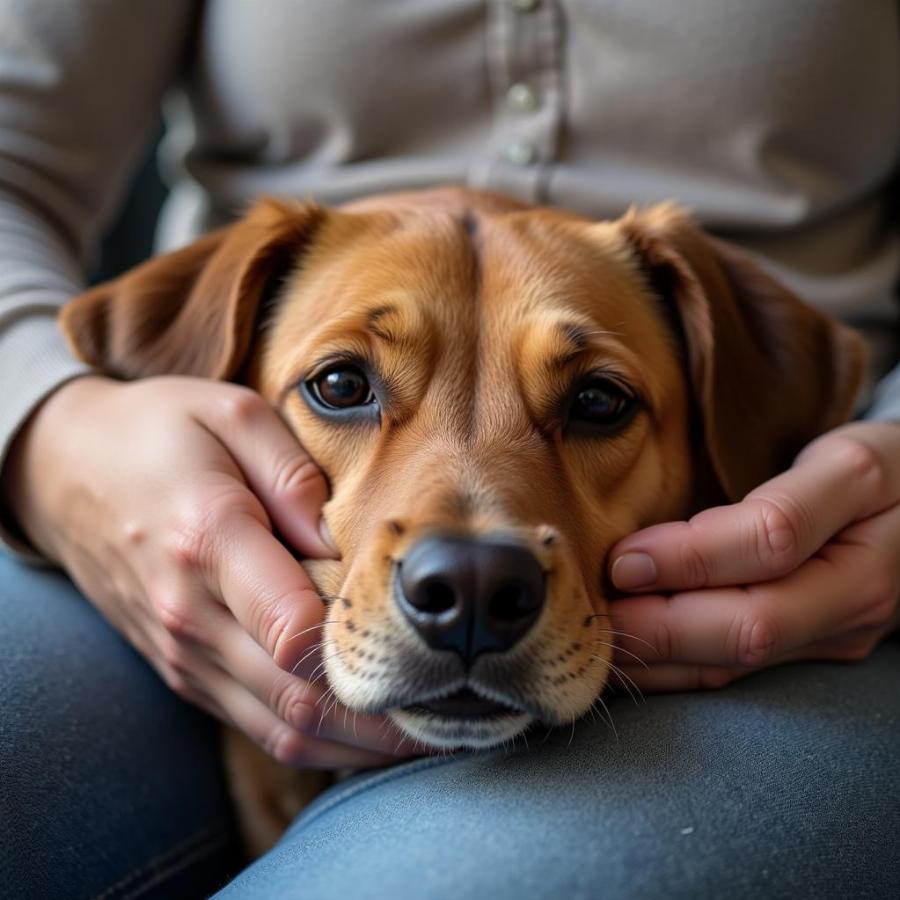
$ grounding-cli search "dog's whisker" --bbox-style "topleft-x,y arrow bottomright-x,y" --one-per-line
314,683 -> 336,709
591,639 -> 649,669
291,638 -> 337,676
292,638 -> 330,669
589,695 -> 613,729
282,620 -> 340,644
306,659 -> 328,683
607,660 -> 645,704
307,662 -> 333,692
324,692 -> 342,721
600,658 -> 645,705
614,672 -> 645,706
308,671 -> 331,692
592,694 -> 619,740
316,688 -> 341,734
597,627 -> 658,653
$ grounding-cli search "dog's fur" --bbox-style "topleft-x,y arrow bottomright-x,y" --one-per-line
60,188 -> 865,853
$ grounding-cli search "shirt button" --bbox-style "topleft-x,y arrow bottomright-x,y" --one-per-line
504,141 -> 537,166
510,0 -> 540,11
507,82 -> 539,113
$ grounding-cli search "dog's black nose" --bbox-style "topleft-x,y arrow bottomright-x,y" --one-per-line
396,536 -> 545,661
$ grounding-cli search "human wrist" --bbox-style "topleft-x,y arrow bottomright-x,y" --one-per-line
0,374 -> 120,560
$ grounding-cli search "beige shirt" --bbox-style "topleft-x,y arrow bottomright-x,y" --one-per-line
1,0 -> 899,553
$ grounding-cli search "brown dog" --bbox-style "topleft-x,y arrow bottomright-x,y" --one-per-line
60,187 -> 864,851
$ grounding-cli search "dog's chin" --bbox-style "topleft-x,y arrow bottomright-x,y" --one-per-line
388,694 -> 533,750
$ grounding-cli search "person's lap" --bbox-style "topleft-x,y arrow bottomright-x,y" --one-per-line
0,553 -> 241,898
220,641 -> 900,899
3,554 -> 898,899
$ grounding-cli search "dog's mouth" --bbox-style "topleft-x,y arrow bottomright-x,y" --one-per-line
389,687 -> 533,749
401,687 -> 518,720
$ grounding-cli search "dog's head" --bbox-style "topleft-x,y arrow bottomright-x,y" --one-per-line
62,188 -> 864,748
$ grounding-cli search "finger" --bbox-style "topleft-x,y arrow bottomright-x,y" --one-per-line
196,655 -> 410,769
608,544 -> 888,669
610,626 -> 884,694
767,624 -> 885,665
145,599 -> 415,759
286,735 -> 407,770
609,438 -> 892,592
617,621 -> 891,694
212,611 -> 419,755
150,552 -> 413,755
610,662 -> 749,693
198,385 -> 336,558
155,594 -> 322,729
196,510 -> 328,671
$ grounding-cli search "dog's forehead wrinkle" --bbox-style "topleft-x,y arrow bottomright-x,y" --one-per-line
368,305 -> 393,319
363,302 -> 419,347
454,205 -> 484,445
560,320 -> 590,350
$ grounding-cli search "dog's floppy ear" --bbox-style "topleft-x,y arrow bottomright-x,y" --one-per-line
61,198 -> 326,380
618,203 -> 867,502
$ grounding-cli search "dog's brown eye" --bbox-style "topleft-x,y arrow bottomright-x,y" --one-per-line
309,366 -> 374,410
568,378 -> 635,429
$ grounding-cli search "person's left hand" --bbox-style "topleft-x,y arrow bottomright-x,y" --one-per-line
605,420 -> 900,692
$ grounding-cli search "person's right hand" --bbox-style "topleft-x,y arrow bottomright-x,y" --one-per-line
1,374 -> 413,767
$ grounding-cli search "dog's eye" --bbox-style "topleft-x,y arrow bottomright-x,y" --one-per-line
308,366 -> 375,410
568,377 -> 636,430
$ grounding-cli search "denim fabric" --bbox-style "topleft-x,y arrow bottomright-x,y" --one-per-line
0,554 -> 241,899
3,553 -> 899,899
218,644 -> 900,899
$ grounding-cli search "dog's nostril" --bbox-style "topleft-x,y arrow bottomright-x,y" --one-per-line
416,578 -> 457,614
489,582 -> 538,623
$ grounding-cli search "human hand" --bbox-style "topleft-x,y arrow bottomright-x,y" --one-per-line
606,420 -> 900,691
2,375 -> 414,765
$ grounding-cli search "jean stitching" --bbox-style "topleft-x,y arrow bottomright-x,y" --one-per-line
91,822 -> 232,900
118,831 -> 232,900
286,754 -> 471,837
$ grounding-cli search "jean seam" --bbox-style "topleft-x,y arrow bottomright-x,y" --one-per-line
91,821 -> 232,900
118,831 -> 232,900
286,754 -> 471,838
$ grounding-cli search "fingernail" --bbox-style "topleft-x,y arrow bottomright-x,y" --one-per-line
611,552 -> 657,590
318,517 -> 339,556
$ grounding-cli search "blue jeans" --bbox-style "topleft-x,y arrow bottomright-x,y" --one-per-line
2,553 -> 899,899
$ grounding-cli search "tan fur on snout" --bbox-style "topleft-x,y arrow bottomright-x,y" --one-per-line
61,187 -> 866,853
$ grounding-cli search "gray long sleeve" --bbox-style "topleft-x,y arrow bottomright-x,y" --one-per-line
1,0 -> 898,562
0,0 -> 194,530
866,362 -> 900,422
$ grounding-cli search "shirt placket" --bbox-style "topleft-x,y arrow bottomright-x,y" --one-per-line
469,0 -> 564,203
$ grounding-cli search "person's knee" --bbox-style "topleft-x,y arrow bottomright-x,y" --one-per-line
0,553 -> 236,898
218,655 -> 900,898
